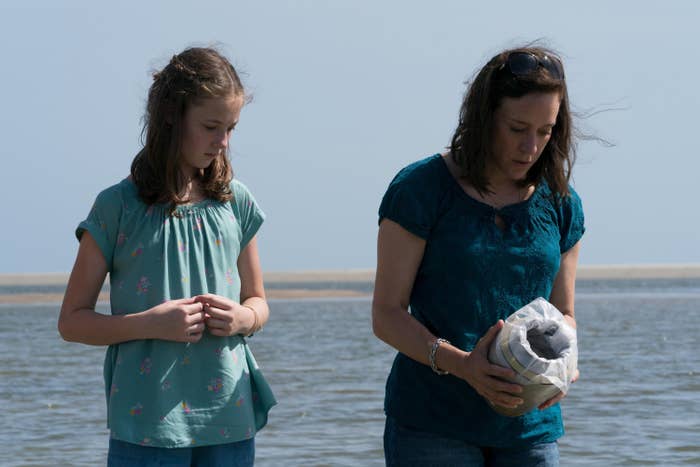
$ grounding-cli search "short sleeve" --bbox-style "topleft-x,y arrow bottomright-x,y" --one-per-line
558,186 -> 585,253
75,185 -> 123,269
231,180 -> 265,248
378,158 -> 442,240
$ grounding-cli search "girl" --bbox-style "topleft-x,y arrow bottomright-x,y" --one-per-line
372,46 -> 584,466
58,47 -> 276,466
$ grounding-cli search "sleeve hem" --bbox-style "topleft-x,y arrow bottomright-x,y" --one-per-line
76,222 -> 113,269
241,211 -> 265,249
560,226 -> 585,254
379,214 -> 429,240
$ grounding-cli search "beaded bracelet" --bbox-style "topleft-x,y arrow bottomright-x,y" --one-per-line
429,338 -> 450,375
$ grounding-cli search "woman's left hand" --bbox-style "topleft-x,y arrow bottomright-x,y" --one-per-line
194,294 -> 251,337
538,368 -> 580,410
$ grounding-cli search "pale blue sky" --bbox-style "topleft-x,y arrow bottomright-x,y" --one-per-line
2,1 -> 699,273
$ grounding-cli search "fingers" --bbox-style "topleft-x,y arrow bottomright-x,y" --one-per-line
476,320 -> 504,349
193,294 -> 231,309
173,296 -> 197,304
204,316 -> 227,330
478,375 -> 523,408
184,302 -> 205,316
489,376 -> 522,395
186,321 -> 206,335
201,303 -> 228,319
538,391 -> 565,410
489,392 -> 524,409
571,368 -> 580,383
487,362 -> 519,383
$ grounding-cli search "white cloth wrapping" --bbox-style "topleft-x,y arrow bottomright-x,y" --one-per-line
487,297 -> 578,417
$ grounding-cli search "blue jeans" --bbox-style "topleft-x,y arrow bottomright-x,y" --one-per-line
384,416 -> 559,467
107,437 -> 255,467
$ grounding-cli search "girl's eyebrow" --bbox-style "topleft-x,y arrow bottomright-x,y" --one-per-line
204,118 -> 239,125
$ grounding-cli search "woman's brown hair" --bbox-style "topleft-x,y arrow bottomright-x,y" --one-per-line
449,46 -> 574,198
131,47 -> 246,207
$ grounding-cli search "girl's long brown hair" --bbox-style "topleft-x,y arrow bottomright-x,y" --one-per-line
131,47 -> 246,208
449,46 -> 575,198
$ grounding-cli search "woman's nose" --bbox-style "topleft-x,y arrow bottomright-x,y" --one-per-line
520,133 -> 538,155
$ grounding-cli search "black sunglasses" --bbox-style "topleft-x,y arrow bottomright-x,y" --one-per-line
501,52 -> 564,80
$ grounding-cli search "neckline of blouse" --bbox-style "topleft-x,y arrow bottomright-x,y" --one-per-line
121,177 -> 217,213
433,154 -> 543,213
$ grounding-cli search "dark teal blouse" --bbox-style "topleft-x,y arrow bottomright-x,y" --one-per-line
378,154 -> 585,448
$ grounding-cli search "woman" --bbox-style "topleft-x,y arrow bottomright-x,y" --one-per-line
372,46 -> 584,466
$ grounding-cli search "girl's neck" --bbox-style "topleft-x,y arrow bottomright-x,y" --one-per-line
177,172 -> 206,204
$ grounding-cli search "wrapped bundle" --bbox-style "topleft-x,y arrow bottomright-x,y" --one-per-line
487,297 -> 578,417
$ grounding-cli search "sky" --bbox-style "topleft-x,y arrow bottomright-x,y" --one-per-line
2,1 -> 699,274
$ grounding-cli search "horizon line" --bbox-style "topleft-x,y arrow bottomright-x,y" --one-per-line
2,263 -> 700,285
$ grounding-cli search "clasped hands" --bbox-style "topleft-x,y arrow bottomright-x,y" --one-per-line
460,320 -> 578,411
149,294 -> 252,343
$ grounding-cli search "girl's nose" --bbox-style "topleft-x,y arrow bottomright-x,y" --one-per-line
215,130 -> 228,149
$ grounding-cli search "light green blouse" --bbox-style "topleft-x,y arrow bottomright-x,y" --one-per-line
77,178 -> 276,448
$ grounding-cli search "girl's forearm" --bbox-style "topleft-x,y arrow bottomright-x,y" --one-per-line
58,307 -> 153,346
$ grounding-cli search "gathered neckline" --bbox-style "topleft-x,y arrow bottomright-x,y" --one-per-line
432,154 -> 542,212
120,177 -> 218,214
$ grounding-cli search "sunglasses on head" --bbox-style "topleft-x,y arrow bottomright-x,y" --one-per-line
501,52 -> 564,80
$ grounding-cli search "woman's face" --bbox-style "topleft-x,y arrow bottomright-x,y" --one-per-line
179,95 -> 243,177
489,92 -> 561,186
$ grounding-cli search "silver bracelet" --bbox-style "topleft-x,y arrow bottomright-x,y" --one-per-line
429,338 -> 450,375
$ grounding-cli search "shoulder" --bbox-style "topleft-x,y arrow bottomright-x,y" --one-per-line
389,154 -> 447,188
229,178 -> 254,198
379,154 -> 452,238
92,178 -> 135,208
535,181 -> 585,248
228,179 -> 261,210
536,182 -> 583,209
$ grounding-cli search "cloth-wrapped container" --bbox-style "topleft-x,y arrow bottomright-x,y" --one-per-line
487,297 -> 578,417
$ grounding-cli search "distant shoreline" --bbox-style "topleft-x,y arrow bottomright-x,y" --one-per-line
1,265 -> 699,304
2,265 -> 700,285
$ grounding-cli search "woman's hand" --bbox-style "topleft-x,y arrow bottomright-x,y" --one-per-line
194,294 -> 254,337
460,320 -> 524,409
147,298 -> 206,343
538,368 -> 580,410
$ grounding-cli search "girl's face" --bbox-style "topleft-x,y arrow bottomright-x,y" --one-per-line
489,92 -> 561,186
179,96 -> 243,177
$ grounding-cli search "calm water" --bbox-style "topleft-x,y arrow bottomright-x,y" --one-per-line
1,279 -> 699,466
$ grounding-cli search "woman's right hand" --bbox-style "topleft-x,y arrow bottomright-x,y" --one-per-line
460,320 -> 524,409
147,298 -> 206,343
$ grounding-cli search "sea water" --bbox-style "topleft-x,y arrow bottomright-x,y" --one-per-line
1,278 -> 698,466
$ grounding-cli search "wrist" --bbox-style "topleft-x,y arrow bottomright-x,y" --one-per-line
134,308 -> 157,340
241,304 -> 260,336
436,342 -> 471,380
429,338 -> 450,375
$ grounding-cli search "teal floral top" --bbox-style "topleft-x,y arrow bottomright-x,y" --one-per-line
76,178 -> 276,448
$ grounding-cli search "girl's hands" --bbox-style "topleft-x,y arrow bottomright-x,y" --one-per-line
460,320 -> 524,409
194,294 -> 253,337
148,298 -> 206,343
